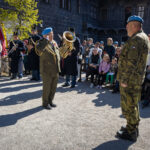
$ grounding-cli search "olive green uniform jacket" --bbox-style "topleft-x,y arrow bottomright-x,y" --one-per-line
36,38 -> 60,106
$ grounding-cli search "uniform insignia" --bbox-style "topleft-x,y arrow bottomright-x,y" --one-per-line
131,46 -> 136,49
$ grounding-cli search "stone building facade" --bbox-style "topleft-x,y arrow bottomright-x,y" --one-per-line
98,0 -> 150,43
1,0 -> 150,44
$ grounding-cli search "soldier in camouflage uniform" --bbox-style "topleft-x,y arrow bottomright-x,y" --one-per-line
36,27 -> 60,110
116,16 -> 149,142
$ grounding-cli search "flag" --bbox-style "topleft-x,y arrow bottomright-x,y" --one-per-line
0,23 -> 7,57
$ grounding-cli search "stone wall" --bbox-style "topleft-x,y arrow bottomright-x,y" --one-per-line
1,0 -> 150,44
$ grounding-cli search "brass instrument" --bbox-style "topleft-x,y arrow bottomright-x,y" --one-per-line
30,38 -> 42,56
29,38 -> 57,63
8,40 -> 18,56
59,31 -> 76,59
30,31 -> 76,60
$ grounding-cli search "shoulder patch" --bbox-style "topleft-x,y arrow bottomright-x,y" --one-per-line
131,46 -> 136,49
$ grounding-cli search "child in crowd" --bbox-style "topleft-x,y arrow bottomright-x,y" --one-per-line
106,57 -> 118,85
115,47 -> 121,63
86,48 -> 100,88
112,47 -> 122,93
97,54 -> 110,89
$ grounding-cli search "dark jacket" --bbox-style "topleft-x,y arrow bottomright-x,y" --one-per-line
8,40 -> 25,73
64,37 -> 81,76
28,34 -> 41,70
104,45 -> 115,60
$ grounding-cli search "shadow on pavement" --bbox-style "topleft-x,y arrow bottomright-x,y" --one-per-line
92,90 -> 121,108
0,79 -> 41,88
92,139 -> 133,150
139,103 -> 150,118
0,78 -> 10,83
57,80 -> 121,108
0,106 -> 43,127
0,90 -> 42,106
56,81 -> 105,95
0,82 -> 42,93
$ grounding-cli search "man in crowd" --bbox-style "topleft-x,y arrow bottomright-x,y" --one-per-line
28,25 -> 41,81
116,15 -> 149,142
62,27 -> 81,88
8,32 -> 25,79
103,37 -> 115,61
36,27 -> 60,110
113,41 -> 118,49
89,42 -> 102,59
99,41 -> 104,50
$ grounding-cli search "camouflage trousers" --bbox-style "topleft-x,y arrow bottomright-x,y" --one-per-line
42,74 -> 59,107
120,85 -> 141,133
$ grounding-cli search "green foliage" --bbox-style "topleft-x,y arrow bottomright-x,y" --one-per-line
0,0 -> 41,39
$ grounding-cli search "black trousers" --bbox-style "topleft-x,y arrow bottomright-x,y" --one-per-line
86,67 -> 98,83
98,73 -> 107,85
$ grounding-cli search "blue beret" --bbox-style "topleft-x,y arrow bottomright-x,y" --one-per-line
100,41 -> 104,44
114,41 -> 118,44
127,15 -> 144,24
42,27 -> 53,35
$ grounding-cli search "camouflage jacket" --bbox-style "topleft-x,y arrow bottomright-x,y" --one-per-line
36,38 -> 60,76
117,30 -> 149,86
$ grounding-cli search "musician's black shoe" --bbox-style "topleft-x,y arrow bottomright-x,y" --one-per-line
50,103 -> 57,107
62,83 -> 70,87
116,128 -> 138,142
10,77 -> 17,80
78,79 -> 82,82
43,104 -> 51,110
70,85 -> 75,88
119,126 -> 139,137
30,78 -> 36,81
112,89 -> 118,93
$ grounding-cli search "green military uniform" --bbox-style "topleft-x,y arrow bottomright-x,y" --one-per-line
117,30 -> 149,134
36,38 -> 60,107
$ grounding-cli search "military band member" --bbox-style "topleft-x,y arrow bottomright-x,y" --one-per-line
36,27 -> 60,110
116,16 -> 149,142
62,27 -> 81,88
28,26 -> 41,81
8,32 -> 25,79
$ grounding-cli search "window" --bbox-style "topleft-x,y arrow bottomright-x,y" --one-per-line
44,0 -> 50,3
138,6 -> 144,18
125,7 -> 132,25
101,9 -> 107,21
66,0 -> 71,10
91,6 -> 97,19
60,0 -> 65,8
77,0 -> 80,14
60,0 -> 71,11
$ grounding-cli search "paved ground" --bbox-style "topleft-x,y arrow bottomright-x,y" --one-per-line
0,76 -> 150,150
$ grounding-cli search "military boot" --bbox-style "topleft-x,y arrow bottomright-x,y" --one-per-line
116,129 -> 137,142
119,126 -> 139,137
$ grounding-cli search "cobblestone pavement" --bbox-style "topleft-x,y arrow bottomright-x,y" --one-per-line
0,76 -> 150,150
